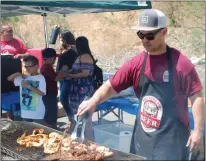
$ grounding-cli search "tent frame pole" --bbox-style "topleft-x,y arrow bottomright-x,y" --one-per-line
42,13 -> 49,48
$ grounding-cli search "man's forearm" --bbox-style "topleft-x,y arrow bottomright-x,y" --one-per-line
91,80 -> 117,106
190,91 -> 205,132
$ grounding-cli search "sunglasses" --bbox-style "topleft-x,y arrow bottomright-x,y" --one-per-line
6,30 -> 13,34
24,64 -> 37,69
137,28 -> 163,40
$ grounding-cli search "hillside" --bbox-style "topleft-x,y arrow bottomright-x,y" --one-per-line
2,1 -> 205,72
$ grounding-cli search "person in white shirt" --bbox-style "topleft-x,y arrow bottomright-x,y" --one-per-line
8,55 -> 46,124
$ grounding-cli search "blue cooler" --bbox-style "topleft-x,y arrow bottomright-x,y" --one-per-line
1,91 -> 21,116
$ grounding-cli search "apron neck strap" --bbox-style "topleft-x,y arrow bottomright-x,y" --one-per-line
166,45 -> 173,83
140,45 -> 173,83
140,51 -> 148,80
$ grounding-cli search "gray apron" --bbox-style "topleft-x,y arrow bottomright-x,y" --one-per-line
130,46 -> 190,160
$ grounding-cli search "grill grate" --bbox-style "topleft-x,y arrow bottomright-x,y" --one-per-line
1,147 -> 28,160
1,120 -> 145,160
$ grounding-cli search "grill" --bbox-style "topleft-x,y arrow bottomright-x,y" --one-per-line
1,120 -> 145,160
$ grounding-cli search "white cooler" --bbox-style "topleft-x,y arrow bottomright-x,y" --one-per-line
93,122 -> 134,153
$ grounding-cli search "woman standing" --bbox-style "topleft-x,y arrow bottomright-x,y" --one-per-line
66,36 -> 95,140
56,29 -> 78,126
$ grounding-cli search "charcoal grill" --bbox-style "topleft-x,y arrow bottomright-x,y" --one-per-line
1,119 -> 145,160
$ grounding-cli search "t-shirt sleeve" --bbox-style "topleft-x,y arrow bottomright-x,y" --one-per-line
40,65 -> 56,80
39,76 -> 46,94
58,50 -> 77,70
14,76 -> 23,86
109,60 -> 133,93
17,38 -> 28,54
181,66 -> 203,97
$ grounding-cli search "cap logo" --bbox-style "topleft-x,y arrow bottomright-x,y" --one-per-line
141,16 -> 148,24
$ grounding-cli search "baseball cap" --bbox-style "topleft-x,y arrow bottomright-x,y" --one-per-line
131,9 -> 166,31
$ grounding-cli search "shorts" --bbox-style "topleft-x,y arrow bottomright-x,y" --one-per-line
42,95 -> 58,125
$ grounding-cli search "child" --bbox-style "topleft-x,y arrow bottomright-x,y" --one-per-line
40,48 -> 59,129
7,55 -> 46,124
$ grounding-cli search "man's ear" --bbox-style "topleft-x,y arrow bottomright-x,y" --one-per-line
162,28 -> 167,36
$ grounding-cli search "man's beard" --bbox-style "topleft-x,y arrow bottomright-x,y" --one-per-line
144,44 -> 162,53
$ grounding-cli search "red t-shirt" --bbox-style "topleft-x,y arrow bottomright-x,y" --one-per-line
40,64 -> 58,96
109,48 -> 202,129
1,37 -> 27,55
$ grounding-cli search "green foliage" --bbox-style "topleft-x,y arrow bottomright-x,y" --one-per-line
1,16 -> 19,23
186,1 -> 205,18
192,28 -> 201,38
186,1 -> 193,6
169,18 -> 175,26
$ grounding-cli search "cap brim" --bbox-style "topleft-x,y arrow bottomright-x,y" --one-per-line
131,25 -> 161,31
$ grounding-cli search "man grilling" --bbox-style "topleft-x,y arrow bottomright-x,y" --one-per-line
77,9 -> 204,160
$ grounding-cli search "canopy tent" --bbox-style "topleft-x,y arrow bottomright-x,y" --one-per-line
1,1 -> 152,17
1,0 -> 152,47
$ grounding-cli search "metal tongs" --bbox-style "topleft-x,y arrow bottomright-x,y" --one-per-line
71,96 -> 90,143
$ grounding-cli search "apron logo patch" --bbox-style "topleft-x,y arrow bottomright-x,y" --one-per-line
140,96 -> 163,132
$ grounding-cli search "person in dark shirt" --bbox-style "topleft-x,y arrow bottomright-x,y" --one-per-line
56,30 -> 78,126
41,48 -> 59,129
56,30 -> 78,72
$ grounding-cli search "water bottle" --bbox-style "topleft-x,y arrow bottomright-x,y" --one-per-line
49,26 -> 59,44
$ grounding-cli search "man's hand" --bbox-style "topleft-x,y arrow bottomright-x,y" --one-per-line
14,53 -> 29,59
77,81 -> 117,117
14,54 -> 23,59
77,99 -> 96,117
186,130 -> 203,152
21,81 -> 29,88
188,91 -> 204,152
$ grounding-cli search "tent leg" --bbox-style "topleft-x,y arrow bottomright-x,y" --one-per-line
42,13 -> 49,48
